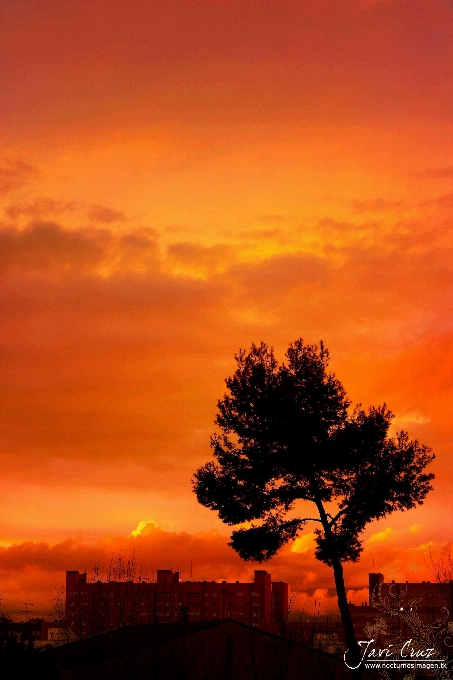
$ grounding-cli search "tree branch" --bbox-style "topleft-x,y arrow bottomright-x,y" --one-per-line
300,517 -> 323,523
331,509 -> 347,524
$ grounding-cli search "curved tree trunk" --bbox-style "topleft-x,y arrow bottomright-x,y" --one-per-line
315,498 -> 364,680
330,553 -> 364,680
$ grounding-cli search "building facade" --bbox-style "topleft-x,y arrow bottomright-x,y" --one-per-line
66,569 -> 288,637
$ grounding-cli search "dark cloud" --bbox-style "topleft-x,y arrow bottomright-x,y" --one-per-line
231,252 -> 329,299
0,158 -> 39,194
436,193 -> 453,208
120,232 -> 158,249
87,205 -> 125,223
167,241 -> 236,273
5,197 -> 76,220
0,221 -> 109,272
0,223 -> 229,463
415,167 -> 453,179
0,222 -> 162,276
419,192 -> 453,210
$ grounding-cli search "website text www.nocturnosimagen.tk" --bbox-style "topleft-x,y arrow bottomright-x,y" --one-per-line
364,661 -> 447,671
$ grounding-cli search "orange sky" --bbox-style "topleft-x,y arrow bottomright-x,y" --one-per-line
1,0 -> 453,617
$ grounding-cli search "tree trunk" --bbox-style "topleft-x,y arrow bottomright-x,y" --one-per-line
315,499 -> 364,680
330,552 -> 365,679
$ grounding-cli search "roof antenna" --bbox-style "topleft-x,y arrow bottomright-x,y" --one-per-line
20,602 -> 34,622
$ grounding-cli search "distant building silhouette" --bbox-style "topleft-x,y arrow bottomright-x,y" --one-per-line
0,617 -> 70,645
348,572 -> 452,640
66,569 -> 288,637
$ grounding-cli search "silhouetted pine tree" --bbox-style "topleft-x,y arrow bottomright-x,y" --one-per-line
193,339 -> 435,677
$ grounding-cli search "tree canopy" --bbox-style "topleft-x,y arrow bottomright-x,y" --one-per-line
193,339 -> 434,676
193,340 -> 434,568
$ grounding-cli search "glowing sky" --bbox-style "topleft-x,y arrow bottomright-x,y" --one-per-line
1,0 -> 453,616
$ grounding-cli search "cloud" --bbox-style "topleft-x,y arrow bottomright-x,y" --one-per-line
317,217 -> 384,249
291,533 -> 317,554
367,527 -> 393,544
0,222 -> 161,275
0,158 -> 39,194
415,167 -> 453,179
167,241 -> 236,276
0,221 -> 109,272
0,222 -> 230,469
0,526 -> 263,613
87,205 -> 125,223
436,193 -> 453,209
232,252 -> 329,299
237,228 -> 289,244
0,522 -> 447,617
0,522 -> 333,615
1,215 -> 452,479
351,198 -> 403,213
392,411 -> 431,427
0,213 -> 451,594
5,197 -> 76,220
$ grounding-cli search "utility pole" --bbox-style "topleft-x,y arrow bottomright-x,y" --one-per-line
20,602 -> 34,622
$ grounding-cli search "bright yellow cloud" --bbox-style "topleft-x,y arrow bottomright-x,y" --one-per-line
290,533 -> 317,554
130,520 -> 156,538
367,527 -> 393,544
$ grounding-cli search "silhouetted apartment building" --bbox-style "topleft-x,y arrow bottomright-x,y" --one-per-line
0,616 -> 70,645
66,569 -> 288,637
348,572 -> 452,640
